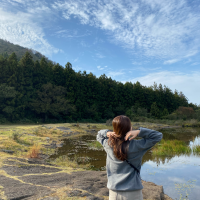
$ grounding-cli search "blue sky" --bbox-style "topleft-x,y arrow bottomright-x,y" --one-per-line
0,0 -> 200,104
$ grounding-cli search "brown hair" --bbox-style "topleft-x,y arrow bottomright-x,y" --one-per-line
108,115 -> 131,161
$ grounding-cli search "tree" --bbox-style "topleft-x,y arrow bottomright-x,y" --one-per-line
0,84 -> 17,121
31,83 -> 75,122
150,102 -> 160,118
162,108 -> 169,117
52,64 -> 65,86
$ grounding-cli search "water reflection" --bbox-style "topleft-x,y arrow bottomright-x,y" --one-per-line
142,155 -> 200,200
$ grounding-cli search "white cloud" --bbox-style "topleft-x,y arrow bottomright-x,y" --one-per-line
108,70 -> 125,77
164,59 -> 180,65
53,29 -> 91,38
191,62 -> 199,66
97,65 -> 107,70
73,57 -> 79,63
129,71 -> 200,104
96,53 -> 105,59
0,2 -> 60,57
53,0 -> 200,61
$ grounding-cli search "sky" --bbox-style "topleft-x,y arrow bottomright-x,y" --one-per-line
0,0 -> 200,104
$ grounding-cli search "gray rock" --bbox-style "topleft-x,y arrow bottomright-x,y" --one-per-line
41,197 -> 59,200
56,143 -> 63,148
66,190 -> 82,197
87,196 -> 104,200
0,157 -> 172,200
0,149 -> 14,154
56,127 -> 71,131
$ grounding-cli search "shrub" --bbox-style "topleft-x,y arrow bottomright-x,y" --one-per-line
106,119 -> 112,126
11,132 -> 22,142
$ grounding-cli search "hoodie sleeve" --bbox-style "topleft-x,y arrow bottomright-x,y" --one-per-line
96,129 -> 110,146
131,127 -> 163,152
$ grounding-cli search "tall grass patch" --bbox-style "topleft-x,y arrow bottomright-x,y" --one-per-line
152,140 -> 191,156
193,145 -> 200,154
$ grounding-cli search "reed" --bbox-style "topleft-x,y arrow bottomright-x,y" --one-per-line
152,140 -> 191,156
193,145 -> 200,154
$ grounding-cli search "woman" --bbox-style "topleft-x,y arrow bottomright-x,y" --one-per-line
96,115 -> 162,200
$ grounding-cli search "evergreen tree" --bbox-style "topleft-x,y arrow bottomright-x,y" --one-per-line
162,108 -> 169,117
31,83 -> 75,122
150,102 -> 160,118
0,84 -> 17,121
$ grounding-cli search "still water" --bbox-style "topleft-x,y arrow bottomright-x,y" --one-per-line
50,128 -> 200,200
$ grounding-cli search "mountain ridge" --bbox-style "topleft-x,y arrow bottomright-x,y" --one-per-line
0,38 -> 47,61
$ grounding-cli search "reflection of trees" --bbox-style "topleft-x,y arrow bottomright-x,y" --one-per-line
162,131 -> 178,140
161,128 -> 200,142
142,149 -> 174,165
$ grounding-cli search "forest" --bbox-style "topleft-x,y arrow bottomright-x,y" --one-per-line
0,51 -> 199,124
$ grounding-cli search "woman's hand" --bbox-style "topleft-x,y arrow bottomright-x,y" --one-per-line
106,131 -> 117,137
124,130 -> 140,141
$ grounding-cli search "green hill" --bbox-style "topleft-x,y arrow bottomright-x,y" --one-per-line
0,39 -> 46,61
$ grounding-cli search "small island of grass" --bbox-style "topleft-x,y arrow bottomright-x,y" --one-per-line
152,139 -> 194,156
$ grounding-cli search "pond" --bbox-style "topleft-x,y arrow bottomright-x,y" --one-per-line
50,128 -> 200,200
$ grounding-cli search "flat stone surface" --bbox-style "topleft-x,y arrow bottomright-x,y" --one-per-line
2,164 -> 61,176
20,173 -> 72,187
0,157 -> 172,200
41,197 -> 59,200
0,175 -> 52,200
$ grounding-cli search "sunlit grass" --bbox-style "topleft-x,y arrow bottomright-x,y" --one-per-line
50,155 -> 90,169
87,141 -> 103,150
152,140 -> 191,156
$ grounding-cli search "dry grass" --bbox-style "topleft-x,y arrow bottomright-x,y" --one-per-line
0,185 -> 7,200
27,144 -> 41,158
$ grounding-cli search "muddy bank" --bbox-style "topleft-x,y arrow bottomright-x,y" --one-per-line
0,157 -> 172,200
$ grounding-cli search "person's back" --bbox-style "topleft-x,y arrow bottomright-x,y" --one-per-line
96,115 -> 163,200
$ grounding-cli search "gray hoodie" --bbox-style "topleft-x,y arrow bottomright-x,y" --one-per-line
96,127 -> 163,191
